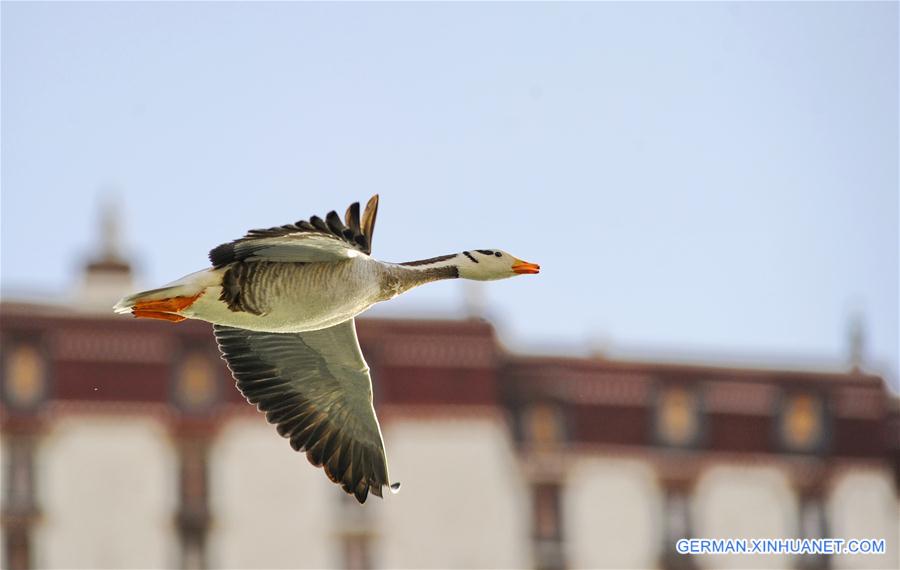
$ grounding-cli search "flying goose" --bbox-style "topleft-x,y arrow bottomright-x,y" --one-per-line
114,195 -> 539,502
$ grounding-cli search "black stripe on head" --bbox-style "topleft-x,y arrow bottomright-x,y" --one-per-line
463,251 -> 478,263
476,249 -> 494,256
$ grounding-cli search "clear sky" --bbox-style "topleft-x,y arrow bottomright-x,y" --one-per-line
2,2 -> 897,390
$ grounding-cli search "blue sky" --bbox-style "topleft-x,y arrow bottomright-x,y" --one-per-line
2,2 -> 897,389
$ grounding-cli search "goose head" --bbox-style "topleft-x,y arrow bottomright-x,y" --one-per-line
456,249 -> 540,281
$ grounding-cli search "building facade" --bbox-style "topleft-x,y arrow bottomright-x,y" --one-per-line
1,298 -> 898,570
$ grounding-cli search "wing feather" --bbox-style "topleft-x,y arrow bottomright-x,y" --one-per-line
360,194 -> 379,250
345,202 -> 361,235
213,319 -> 393,503
209,195 -> 380,267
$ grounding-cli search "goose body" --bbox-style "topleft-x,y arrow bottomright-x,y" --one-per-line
182,258 -> 386,333
114,195 -> 539,502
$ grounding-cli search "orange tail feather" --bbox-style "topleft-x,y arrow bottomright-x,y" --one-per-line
132,310 -> 187,323
131,292 -> 202,323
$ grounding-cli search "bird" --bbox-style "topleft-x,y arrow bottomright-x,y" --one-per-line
114,195 -> 539,502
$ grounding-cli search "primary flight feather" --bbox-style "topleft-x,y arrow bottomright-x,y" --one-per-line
114,195 -> 539,503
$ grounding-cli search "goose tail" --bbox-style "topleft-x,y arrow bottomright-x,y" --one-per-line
114,269 -> 219,322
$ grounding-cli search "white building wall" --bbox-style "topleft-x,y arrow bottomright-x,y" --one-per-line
828,469 -> 899,570
208,417 -> 336,569
564,456 -> 663,569
692,465 -> 798,569
34,415 -> 177,569
371,415 -> 530,569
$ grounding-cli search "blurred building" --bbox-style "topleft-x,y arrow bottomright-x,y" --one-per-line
1,218 -> 898,570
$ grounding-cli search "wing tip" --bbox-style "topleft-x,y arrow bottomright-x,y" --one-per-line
361,194 -> 379,253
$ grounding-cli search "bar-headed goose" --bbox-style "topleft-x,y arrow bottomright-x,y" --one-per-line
114,195 -> 539,502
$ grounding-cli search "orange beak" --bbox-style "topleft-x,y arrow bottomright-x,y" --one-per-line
511,259 -> 541,275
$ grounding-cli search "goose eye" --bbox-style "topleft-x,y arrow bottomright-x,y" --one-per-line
495,252 -> 502,257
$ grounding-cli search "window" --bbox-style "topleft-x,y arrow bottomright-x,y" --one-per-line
797,496 -> 829,569
655,385 -> 702,448
660,488 -> 695,569
534,483 -> 561,540
532,483 -> 565,570
523,403 -> 566,449
172,351 -> 219,413
2,343 -> 47,411
176,440 -> 210,570
341,533 -> 372,570
2,437 -> 38,570
777,392 -> 827,453
336,491 -> 373,569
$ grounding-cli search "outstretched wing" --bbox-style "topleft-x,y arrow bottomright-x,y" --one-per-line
209,195 -> 380,267
213,319 -> 393,503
